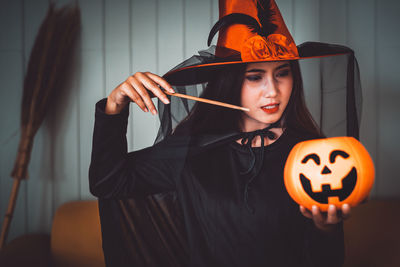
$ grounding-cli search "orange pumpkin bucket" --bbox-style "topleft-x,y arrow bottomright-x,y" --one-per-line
284,137 -> 375,211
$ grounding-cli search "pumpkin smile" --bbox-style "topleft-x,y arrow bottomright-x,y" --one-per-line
284,137 -> 374,211
299,167 -> 357,204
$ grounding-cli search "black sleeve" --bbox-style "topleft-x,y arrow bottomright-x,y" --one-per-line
304,221 -> 345,267
89,98 -> 178,199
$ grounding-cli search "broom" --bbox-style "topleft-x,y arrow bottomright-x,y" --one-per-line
0,2 -> 80,250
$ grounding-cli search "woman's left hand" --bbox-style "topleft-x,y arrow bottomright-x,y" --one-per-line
299,204 -> 351,233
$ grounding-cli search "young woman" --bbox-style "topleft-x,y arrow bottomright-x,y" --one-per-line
90,0 -> 360,266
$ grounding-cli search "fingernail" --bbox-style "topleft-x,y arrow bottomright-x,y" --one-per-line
329,204 -> 335,210
164,98 -> 170,104
312,205 -> 318,212
144,107 -> 148,112
169,88 -> 175,93
342,204 -> 349,209
152,109 -> 157,115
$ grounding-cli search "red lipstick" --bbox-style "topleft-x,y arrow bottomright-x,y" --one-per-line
261,104 -> 279,114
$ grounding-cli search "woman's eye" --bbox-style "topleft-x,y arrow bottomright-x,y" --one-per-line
276,69 -> 290,78
246,75 -> 261,81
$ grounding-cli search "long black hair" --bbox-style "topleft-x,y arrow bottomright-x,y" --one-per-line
173,61 -> 323,138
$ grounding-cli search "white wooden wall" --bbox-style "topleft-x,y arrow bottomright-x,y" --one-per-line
1,0 -> 399,242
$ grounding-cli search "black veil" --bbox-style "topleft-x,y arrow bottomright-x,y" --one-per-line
156,42 -> 361,143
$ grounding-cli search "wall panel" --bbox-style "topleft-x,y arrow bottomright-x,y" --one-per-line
293,0 -> 319,44
49,0 -> 81,209
80,0 -> 103,50
211,0 -> 219,36
320,0 -> 347,44
348,0 -> 377,196
158,0 -> 184,75
318,1 -> 348,137
78,0 -> 105,199
131,0 -> 158,150
0,0 -> 23,141
104,0 -> 132,151
0,0 -> 24,241
50,78 -> 80,208
157,0 -> 184,137
293,0 -> 321,124
184,0 -> 212,59
78,50 -> 104,200
276,0 -> 293,36
376,0 -> 400,197
0,0 -> 22,50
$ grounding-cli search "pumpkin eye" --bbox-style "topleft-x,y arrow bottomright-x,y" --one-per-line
329,150 -> 349,163
301,153 -> 320,165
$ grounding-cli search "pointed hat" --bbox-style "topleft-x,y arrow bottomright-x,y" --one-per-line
212,0 -> 298,60
164,0 -> 352,85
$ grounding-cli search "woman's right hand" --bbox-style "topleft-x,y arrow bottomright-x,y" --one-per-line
105,72 -> 175,115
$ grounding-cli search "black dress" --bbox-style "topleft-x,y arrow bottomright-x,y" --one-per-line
89,99 -> 344,267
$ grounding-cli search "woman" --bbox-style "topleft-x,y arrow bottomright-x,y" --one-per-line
90,0 -> 359,266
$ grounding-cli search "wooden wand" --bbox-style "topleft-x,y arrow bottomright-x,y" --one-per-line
163,90 -> 250,112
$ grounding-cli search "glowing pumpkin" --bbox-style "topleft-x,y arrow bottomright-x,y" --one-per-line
284,137 -> 374,211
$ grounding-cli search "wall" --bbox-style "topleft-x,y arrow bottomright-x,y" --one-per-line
0,0 -> 399,242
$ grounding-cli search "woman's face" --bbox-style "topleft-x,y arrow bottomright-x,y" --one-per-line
240,61 -> 293,132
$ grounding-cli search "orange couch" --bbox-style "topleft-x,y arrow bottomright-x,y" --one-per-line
0,201 -> 105,267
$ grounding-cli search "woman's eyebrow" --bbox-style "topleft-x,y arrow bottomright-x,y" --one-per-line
246,63 -> 290,73
276,63 -> 290,70
246,68 -> 265,73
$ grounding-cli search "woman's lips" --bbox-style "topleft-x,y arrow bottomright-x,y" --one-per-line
261,104 -> 279,114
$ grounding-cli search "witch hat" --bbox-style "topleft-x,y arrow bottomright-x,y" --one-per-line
211,0 -> 298,60
163,0 -> 354,86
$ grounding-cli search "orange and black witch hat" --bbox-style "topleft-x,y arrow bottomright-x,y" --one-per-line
164,0 -> 354,86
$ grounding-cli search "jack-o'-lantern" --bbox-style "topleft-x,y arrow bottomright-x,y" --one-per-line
284,137 -> 374,211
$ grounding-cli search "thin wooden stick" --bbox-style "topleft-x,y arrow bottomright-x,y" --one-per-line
0,179 -> 21,250
164,91 -> 250,112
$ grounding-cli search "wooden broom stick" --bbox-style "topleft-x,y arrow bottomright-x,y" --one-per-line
0,180 -> 21,250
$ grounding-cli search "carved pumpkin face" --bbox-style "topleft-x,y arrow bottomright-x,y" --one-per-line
284,137 -> 374,211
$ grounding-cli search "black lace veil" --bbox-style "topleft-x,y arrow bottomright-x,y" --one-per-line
156,42 -> 361,144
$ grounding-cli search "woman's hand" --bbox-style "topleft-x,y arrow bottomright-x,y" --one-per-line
300,204 -> 351,233
105,72 -> 175,115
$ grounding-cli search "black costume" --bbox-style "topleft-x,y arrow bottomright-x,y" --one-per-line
89,99 -> 344,267
89,0 -> 363,265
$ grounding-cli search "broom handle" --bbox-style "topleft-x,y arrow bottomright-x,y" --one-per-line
0,179 -> 21,250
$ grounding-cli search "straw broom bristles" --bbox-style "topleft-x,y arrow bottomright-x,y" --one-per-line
13,2 -> 80,180
0,2 -> 80,249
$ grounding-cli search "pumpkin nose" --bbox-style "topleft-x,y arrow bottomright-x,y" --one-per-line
321,166 -> 332,174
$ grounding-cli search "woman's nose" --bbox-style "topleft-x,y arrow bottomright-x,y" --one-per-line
263,78 -> 278,98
